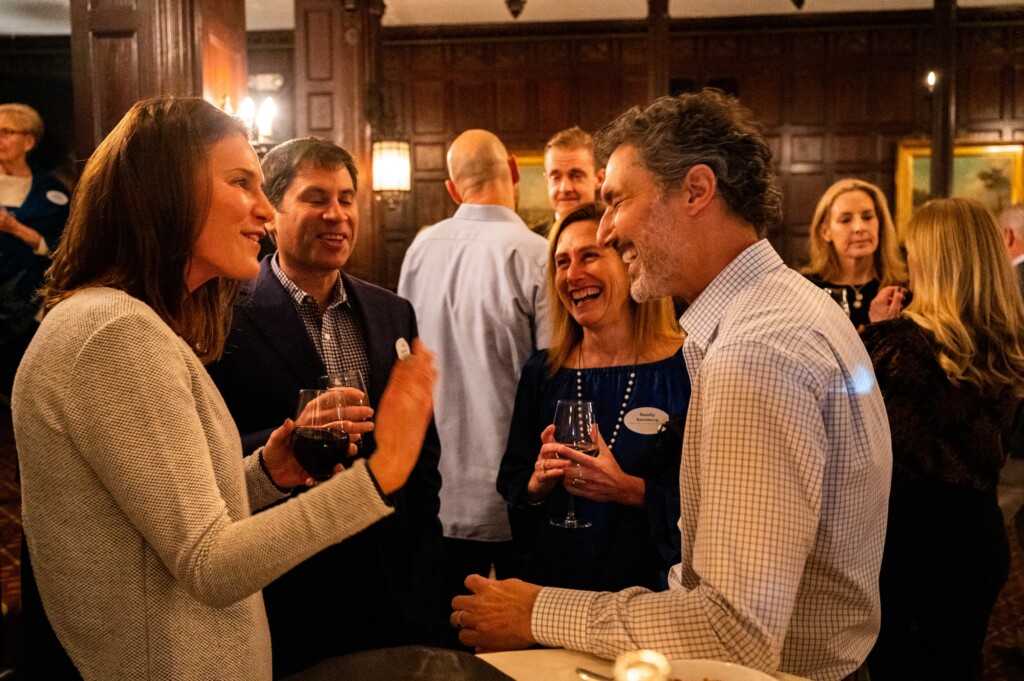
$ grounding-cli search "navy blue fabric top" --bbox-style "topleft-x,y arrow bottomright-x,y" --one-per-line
0,168 -> 69,343
498,349 -> 690,592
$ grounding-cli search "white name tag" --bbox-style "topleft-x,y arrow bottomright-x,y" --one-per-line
624,407 -> 669,435
46,190 -> 69,206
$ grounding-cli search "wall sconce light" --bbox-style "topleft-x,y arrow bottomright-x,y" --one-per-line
372,140 -> 411,210
925,70 -> 937,94
256,97 -> 277,142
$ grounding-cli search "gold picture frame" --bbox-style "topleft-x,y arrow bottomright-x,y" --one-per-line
513,153 -> 554,233
895,141 -> 1024,232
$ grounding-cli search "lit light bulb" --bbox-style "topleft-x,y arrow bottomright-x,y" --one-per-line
256,97 -> 277,141
238,97 -> 257,129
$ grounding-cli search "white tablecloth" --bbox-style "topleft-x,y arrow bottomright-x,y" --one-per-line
478,649 -> 612,681
477,649 -> 811,681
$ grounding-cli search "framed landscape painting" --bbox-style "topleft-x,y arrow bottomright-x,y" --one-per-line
514,153 -> 554,232
895,141 -> 1024,232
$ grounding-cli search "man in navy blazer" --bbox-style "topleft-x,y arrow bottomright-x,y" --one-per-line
207,138 -> 446,677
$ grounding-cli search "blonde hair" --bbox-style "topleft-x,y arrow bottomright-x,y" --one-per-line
544,202 -> 680,375
0,103 -> 44,142
903,198 -> 1024,394
802,178 -> 907,285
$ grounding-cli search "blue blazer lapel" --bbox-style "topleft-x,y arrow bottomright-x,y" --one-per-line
237,258 -> 326,386
341,272 -> 395,408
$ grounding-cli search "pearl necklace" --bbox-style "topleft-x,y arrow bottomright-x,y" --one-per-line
576,345 -> 636,452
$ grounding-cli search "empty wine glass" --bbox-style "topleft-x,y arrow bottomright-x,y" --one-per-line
550,398 -> 597,530
321,370 -> 371,453
292,388 -> 349,481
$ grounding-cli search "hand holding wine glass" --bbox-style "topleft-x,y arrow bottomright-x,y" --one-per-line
321,370 -> 374,448
553,426 -> 645,507
291,388 -> 352,482
550,399 -> 597,529
526,424 -> 574,503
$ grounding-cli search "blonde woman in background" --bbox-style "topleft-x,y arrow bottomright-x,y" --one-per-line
0,103 -> 70,403
862,198 -> 1024,681
802,178 -> 907,330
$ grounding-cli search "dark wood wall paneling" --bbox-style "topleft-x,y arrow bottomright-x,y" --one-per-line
8,8 -> 1018,288
377,25 -> 651,288
199,0 -> 248,109
374,10 -> 1024,284
66,0 -> 249,157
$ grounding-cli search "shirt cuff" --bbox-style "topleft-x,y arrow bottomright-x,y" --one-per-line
532,587 -> 599,650
33,235 -> 49,257
244,448 -> 292,511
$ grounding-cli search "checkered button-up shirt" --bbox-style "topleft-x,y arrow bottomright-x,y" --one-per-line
271,256 -> 369,383
532,240 -> 891,681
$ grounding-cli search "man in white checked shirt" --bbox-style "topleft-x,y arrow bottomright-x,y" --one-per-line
451,90 -> 892,681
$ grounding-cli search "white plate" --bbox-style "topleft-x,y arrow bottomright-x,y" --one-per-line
666,658 -> 777,681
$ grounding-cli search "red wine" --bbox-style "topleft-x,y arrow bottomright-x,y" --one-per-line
291,427 -> 349,481
569,444 -> 599,457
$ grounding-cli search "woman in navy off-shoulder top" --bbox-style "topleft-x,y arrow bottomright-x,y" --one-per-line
497,203 -> 690,592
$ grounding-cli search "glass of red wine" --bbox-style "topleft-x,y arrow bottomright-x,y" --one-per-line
291,388 -> 350,482
550,398 -> 597,529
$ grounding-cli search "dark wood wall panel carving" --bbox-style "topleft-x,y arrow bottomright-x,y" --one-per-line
366,11 -> 1024,288
412,81 -> 446,134
69,0 -> 247,156
199,0 -> 247,108
305,11 -> 334,81
92,0 -> 138,8
91,34 -> 141,139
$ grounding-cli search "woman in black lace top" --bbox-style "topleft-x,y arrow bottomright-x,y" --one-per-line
862,198 -> 1024,681
802,179 -> 908,330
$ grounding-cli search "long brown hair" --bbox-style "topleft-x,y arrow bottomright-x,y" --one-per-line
802,178 -> 907,285
544,202 -> 680,375
904,198 -> 1024,394
43,97 -> 248,362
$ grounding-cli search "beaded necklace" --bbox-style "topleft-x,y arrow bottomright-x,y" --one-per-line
849,281 -> 869,309
576,344 -> 636,452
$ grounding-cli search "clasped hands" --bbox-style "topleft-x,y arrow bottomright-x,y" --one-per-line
527,423 -> 642,506
0,209 -> 43,251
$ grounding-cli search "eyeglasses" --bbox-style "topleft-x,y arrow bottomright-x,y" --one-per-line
0,129 -> 30,138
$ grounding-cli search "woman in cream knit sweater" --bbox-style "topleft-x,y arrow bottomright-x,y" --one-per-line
11,97 -> 437,680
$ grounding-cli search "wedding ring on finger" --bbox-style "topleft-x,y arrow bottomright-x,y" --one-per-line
455,610 -> 465,628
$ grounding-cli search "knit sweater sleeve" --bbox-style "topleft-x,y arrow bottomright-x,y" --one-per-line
63,311 -> 393,607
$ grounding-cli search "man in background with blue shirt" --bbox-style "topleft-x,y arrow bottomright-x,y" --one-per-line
398,129 -> 550,612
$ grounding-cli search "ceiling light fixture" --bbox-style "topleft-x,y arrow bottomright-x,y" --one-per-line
507,0 -> 526,19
